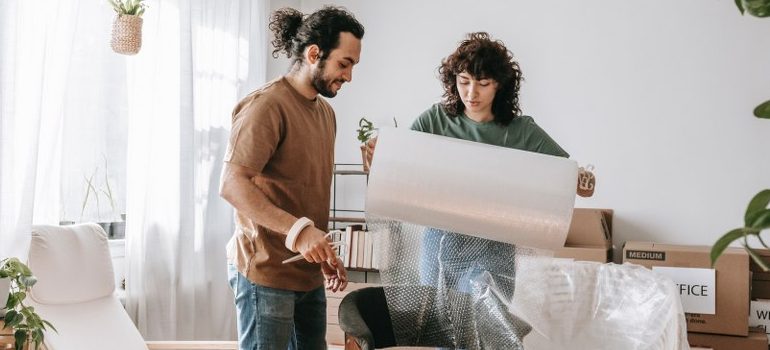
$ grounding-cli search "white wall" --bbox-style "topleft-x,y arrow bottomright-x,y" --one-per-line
266,0 -> 770,260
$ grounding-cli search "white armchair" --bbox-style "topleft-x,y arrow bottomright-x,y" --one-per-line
27,223 -> 148,350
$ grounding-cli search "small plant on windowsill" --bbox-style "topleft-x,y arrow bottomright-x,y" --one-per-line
70,159 -> 125,239
1,258 -> 56,350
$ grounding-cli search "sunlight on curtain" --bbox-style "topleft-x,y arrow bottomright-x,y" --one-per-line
125,0 -> 267,340
0,0 -> 124,258
0,0 -> 130,262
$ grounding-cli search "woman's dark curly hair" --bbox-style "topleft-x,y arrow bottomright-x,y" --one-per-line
439,32 -> 523,126
269,6 -> 364,66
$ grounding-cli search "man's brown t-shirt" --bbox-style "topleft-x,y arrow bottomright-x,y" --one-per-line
224,77 -> 335,291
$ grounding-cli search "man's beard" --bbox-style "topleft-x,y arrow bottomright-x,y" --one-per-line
311,60 -> 341,98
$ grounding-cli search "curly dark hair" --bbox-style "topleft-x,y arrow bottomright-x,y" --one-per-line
269,6 -> 364,66
439,32 -> 523,126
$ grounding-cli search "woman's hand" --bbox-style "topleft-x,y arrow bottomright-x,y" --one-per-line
577,165 -> 596,197
362,137 -> 377,170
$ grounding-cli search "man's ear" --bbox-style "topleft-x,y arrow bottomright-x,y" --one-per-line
306,44 -> 321,65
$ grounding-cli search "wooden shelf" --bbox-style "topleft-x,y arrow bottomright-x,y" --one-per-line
333,169 -> 368,176
329,216 -> 365,224
347,267 -> 379,273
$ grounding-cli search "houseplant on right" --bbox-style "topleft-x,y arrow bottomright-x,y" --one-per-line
711,190 -> 770,269
709,0 -> 770,268
1,258 -> 56,350
108,0 -> 147,55
735,0 -> 770,118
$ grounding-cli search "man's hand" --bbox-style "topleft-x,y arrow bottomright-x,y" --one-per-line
294,226 -> 337,263
321,257 -> 348,292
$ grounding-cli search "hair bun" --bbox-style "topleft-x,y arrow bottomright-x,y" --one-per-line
269,8 -> 303,58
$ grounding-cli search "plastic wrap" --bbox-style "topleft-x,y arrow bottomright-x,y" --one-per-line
371,220 -> 536,349
365,128 -> 688,349
366,128 -> 578,250
516,260 -> 690,350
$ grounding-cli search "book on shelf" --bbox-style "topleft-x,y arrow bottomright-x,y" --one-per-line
336,224 -> 378,270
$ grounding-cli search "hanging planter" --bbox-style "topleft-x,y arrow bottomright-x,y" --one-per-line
108,0 -> 147,55
111,14 -> 143,55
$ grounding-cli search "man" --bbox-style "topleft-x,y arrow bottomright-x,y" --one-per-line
219,6 -> 364,350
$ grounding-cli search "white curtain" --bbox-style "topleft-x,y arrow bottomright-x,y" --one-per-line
0,0 -> 129,259
125,0 -> 268,340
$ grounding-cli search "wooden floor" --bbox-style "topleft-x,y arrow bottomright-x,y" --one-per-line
144,344 -> 431,350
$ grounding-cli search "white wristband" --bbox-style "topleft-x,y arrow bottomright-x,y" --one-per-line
285,217 -> 313,252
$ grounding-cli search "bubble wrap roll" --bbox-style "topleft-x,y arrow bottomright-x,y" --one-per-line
366,127 -> 578,250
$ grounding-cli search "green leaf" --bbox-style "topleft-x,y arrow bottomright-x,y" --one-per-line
4,310 -> 18,327
14,292 -> 26,305
711,228 -> 746,266
108,0 -> 120,13
746,189 -> 770,226
5,292 -> 15,309
43,320 -> 58,333
754,99 -> 770,118
736,0 -> 746,14
744,0 -> 770,17
748,209 -> 770,230
16,262 -> 31,277
18,275 -> 36,288
747,245 -> 770,271
14,330 -> 27,350
32,329 -> 42,343
757,234 -> 770,249
357,117 -> 376,143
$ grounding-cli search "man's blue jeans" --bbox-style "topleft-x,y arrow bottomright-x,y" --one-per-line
227,264 -> 327,350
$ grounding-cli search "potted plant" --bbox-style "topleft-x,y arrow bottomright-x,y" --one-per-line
108,0 -> 147,55
73,161 -> 124,238
735,0 -> 770,118
0,258 -> 56,350
356,117 -> 397,172
356,117 -> 376,172
710,0 -> 770,268
711,190 -> 770,268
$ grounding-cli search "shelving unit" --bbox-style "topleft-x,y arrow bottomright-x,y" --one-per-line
329,163 -> 378,282
329,163 -> 368,230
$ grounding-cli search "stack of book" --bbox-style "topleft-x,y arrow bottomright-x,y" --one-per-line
330,224 -> 378,270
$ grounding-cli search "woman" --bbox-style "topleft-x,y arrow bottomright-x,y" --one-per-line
368,32 -> 594,348
411,32 -> 568,159
412,31 -> 578,290
370,32 -> 592,285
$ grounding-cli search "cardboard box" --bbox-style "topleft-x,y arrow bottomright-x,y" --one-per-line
555,208 -> 613,263
749,299 -> 770,342
623,242 -> 749,336
748,249 -> 770,300
753,272 -> 770,300
688,327 -> 767,350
